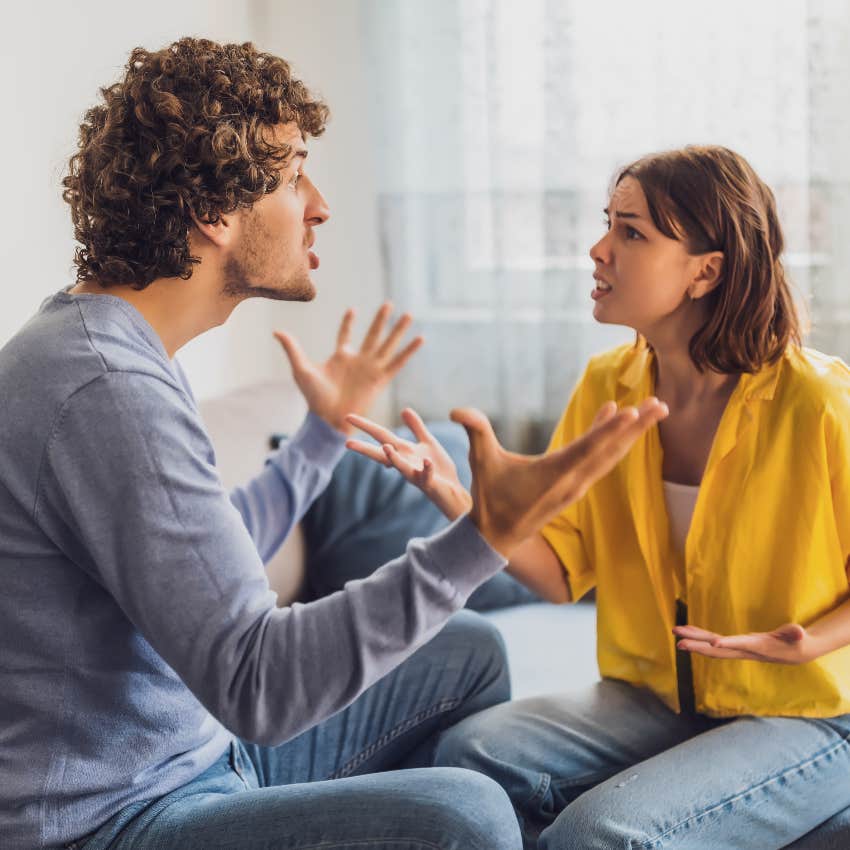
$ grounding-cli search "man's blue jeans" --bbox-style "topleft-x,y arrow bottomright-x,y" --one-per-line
70,611 -> 522,850
434,678 -> 850,849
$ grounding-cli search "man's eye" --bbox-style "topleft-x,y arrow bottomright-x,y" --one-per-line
603,216 -> 611,231
289,171 -> 302,188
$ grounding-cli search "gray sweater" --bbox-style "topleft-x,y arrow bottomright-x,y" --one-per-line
0,290 -> 506,849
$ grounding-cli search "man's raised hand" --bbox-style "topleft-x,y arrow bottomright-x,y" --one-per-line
453,398 -> 668,558
274,303 -> 423,435
346,397 -> 668,559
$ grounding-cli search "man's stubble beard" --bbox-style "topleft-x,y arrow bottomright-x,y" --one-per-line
221,211 -> 315,303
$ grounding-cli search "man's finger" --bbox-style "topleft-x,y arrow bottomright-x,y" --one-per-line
336,308 -> 355,349
567,398 -> 667,482
385,336 -> 424,376
273,331 -> 309,375
542,403 -> 642,478
360,302 -> 393,352
376,313 -> 413,359
450,407 -> 500,459
345,439 -> 391,466
591,401 -> 618,429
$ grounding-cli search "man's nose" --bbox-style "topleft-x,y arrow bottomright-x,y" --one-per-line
305,177 -> 330,226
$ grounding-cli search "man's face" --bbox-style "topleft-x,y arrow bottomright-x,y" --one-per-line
222,122 -> 329,302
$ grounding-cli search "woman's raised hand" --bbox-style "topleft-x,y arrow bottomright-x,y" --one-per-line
345,408 -> 473,521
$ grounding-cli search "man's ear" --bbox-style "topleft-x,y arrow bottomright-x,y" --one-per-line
190,211 -> 234,249
689,252 -> 724,300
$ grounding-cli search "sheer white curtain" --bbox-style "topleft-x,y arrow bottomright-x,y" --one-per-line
364,0 -> 850,450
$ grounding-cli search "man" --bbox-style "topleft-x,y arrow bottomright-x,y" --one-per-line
0,38 -> 666,849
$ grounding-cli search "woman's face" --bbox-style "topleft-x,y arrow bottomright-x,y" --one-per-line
589,177 -> 706,341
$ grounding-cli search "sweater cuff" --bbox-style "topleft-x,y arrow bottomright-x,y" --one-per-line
419,514 -> 508,601
273,411 -> 347,473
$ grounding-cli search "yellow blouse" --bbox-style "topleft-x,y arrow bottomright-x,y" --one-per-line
542,342 -> 850,718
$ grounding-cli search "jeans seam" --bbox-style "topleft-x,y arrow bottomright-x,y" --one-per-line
525,770 -> 551,811
293,840 -> 443,849
631,735 -> 850,848
329,698 -> 461,779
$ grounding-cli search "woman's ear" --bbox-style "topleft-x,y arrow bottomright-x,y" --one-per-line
689,252 -> 724,300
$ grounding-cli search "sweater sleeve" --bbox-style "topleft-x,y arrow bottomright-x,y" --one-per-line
35,372 -> 506,746
228,412 -> 346,563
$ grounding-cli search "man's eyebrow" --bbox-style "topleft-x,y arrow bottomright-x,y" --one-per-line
603,207 -> 642,219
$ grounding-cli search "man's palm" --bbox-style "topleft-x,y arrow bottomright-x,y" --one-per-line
453,399 -> 667,556
348,398 -> 668,558
275,304 -> 423,435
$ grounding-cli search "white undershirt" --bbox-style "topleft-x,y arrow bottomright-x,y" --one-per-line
662,480 -> 700,557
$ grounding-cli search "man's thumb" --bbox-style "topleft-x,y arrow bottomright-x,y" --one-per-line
273,331 -> 307,374
450,407 -> 498,455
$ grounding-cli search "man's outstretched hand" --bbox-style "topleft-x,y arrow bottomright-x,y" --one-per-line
453,399 -> 668,557
274,303 -> 423,436
347,398 -> 668,558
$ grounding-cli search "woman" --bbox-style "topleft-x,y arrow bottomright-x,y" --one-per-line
346,146 -> 850,848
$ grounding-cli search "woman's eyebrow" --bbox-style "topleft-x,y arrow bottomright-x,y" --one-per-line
603,207 -> 642,219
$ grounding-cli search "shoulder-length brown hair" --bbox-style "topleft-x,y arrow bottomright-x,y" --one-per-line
616,146 -> 803,374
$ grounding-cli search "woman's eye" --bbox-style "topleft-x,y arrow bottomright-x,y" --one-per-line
289,171 -> 302,188
625,226 -> 642,240
603,217 -> 611,231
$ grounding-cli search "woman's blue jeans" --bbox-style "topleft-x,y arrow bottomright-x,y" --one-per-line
70,611 -> 522,850
434,678 -> 850,849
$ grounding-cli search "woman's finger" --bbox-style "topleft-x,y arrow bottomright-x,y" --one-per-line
401,407 -> 433,444
676,640 -> 756,660
672,624 -> 723,643
418,457 -> 434,487
345,413 -> 405,448
383,443 -> 420,479
345,439 -> 391,466
712,634 -> 779,654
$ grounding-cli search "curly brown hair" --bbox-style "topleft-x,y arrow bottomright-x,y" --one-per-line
616,146 -> 803,374
62,37 -> 329,289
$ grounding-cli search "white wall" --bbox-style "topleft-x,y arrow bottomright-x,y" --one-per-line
1,0 -> 389,413
231,0 -> 389,416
